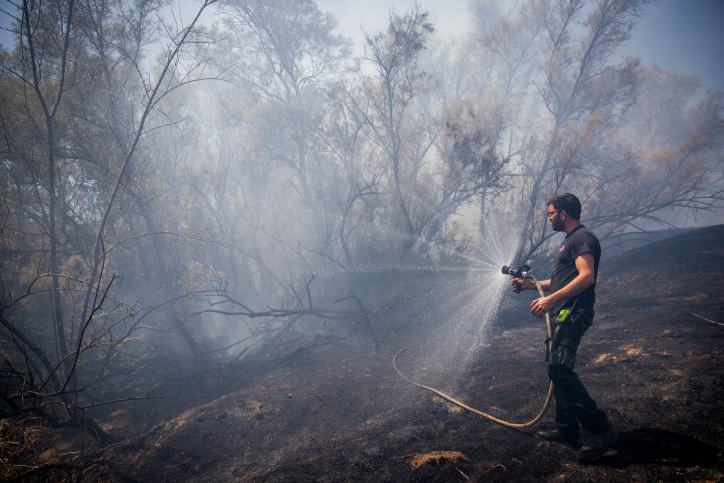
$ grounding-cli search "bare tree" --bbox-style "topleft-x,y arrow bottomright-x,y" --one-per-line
511,0 -> 651,264
77,0 -> 220,348
431,98 -> 510,250
0,0 -> 220,431
216,0 -> 349,207
9,0 -> 79,377
360,2 -> 437,254
583,67 -> 724,236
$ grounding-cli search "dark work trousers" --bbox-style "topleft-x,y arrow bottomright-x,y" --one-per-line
547,310 -> 611,437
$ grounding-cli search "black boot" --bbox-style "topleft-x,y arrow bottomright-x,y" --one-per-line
581,425 -> 620,456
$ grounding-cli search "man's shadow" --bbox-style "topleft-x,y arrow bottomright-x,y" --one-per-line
580,428 -> 721,469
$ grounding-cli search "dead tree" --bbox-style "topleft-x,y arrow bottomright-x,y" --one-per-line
193,275 -> 381,350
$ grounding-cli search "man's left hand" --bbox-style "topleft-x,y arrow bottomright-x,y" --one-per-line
531,296 -> 555,318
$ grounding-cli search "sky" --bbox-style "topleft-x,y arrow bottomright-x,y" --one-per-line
316,0 -> 724,93
628,0 -> 724,92
0,0 -> 722,91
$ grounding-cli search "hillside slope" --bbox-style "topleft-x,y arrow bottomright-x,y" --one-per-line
7,225 -> 724,482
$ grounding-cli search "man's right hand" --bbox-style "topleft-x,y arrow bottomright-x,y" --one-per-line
510,278 -> 533,292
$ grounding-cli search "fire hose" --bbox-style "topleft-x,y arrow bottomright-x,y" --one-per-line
393,270 -> 555,429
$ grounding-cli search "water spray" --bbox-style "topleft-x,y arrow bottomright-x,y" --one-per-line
393,265 -> 555,429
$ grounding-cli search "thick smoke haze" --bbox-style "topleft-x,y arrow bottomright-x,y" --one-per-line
0,0 -> 722,452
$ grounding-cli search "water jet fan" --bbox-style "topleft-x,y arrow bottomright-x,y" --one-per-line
393,266 -> 555,429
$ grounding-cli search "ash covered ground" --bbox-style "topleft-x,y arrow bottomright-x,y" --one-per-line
6,225 -> 724,482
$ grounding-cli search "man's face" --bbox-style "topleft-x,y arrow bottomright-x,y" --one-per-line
547,205 -> 564,232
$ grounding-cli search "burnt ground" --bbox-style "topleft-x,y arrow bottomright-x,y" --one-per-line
5,225 -> 724,482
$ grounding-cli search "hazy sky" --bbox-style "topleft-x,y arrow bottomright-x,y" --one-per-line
0,0 -> 721,91
317,0 -> 724,92
630,0 -> 724,92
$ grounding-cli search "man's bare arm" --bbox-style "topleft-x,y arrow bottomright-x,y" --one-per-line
529,252 -> 595,318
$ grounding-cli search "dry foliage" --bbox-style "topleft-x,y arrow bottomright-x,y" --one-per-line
410,450 -> 468,470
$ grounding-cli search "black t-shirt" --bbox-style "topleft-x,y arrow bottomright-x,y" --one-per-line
550,224 -> 601,313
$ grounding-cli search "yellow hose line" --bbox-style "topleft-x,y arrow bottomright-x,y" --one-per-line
393,276 -> 555,429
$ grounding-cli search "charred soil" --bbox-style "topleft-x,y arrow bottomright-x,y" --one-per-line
4,225 -> 724,482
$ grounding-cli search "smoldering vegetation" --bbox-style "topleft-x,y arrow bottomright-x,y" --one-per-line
0,0 -> 722,477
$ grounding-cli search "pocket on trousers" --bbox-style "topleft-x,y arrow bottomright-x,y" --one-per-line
549,342 -> 577,369
548,314 -> 589,370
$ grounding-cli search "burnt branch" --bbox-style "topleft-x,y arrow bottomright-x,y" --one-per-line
192,279 -> 378,347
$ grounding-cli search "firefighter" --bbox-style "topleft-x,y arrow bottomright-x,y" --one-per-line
511,193 -> 619,456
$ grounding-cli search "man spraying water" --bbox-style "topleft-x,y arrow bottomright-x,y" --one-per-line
509,193 -> 619,456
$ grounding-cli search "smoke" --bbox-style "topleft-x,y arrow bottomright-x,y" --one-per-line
1,0 -> 722,426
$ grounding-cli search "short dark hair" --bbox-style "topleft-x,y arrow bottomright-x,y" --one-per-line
547,193 -> 582,220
